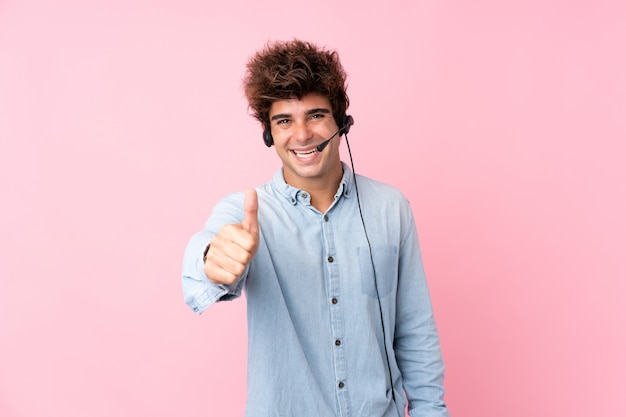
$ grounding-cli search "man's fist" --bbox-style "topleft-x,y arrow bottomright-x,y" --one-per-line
203,189 -> 259,285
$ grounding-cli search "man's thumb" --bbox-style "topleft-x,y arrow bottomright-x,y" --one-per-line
242,188 -> 259,235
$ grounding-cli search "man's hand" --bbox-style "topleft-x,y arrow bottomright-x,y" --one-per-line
204,189 -> 260,285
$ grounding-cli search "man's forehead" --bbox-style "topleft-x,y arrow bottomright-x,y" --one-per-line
269,93 -> 332,117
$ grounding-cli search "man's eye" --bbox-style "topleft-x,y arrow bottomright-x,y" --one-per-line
277,119 -> 289,125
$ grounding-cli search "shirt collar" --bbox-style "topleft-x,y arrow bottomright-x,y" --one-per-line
272,162 -> 354,206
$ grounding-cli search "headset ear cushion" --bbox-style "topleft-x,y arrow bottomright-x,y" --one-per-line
342,115 -> 354,134
263,129 -> 273,147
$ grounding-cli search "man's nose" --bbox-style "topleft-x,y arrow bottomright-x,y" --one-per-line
292,120 -> 313,142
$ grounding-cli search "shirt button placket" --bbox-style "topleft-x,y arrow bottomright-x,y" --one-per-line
322,211 -> 347,414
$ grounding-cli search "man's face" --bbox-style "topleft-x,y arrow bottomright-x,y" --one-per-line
268,93 -> 342,190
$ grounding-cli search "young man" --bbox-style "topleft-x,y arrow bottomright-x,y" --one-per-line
182,39 -> 449,417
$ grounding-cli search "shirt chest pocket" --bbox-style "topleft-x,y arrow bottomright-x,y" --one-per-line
357,245 -> 399,298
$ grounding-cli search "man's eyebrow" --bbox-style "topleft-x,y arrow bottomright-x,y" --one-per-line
306,108 -> 331,115
270,113 -> 290,121
270,108 -> 331,121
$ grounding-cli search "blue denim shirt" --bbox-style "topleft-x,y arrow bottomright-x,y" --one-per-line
182,163 -> 449,417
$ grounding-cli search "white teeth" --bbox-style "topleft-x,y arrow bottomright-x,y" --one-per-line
293,149 -> 317,157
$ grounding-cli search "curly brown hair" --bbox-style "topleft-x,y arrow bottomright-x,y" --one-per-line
243,39 -> 349,129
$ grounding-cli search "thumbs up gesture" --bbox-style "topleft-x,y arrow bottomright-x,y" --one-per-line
204,189 -> 260,285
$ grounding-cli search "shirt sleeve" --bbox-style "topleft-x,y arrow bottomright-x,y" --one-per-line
181,192 -> 249,314
394,205 -> 450,417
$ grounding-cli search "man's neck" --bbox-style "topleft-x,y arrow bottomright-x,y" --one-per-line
306,180 -> 341,212
285,167 -> 344,213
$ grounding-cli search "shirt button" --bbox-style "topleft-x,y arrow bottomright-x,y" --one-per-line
324,215 -> 329,222
291,198 -> 295,203
338,382 -> 345,389
331,298 -> 338,304
327,256 -> 334,263
302,193 -> 308,199
335,339 -> 341,346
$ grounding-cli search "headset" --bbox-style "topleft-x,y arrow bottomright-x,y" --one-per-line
262,114 -> 396,402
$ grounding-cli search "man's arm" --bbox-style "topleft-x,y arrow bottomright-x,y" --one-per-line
181,189 -> 259,314
394,211 -> 450,417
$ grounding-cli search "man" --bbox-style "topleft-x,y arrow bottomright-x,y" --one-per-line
182,39 -> 449,417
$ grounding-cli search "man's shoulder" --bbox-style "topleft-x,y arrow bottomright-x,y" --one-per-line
353,174 -> 407,201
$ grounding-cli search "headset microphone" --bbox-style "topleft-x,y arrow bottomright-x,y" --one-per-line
315,130 -> 341,152
315,114 -> 354,152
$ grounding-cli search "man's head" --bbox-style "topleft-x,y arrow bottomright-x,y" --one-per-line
243,39 -> 349,135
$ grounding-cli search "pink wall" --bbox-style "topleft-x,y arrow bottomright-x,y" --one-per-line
1,1 -> 624,416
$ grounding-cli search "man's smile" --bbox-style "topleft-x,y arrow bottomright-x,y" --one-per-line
292,148 -> 318,157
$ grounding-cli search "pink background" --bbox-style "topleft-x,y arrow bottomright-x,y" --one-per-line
1,1 -> 625,416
